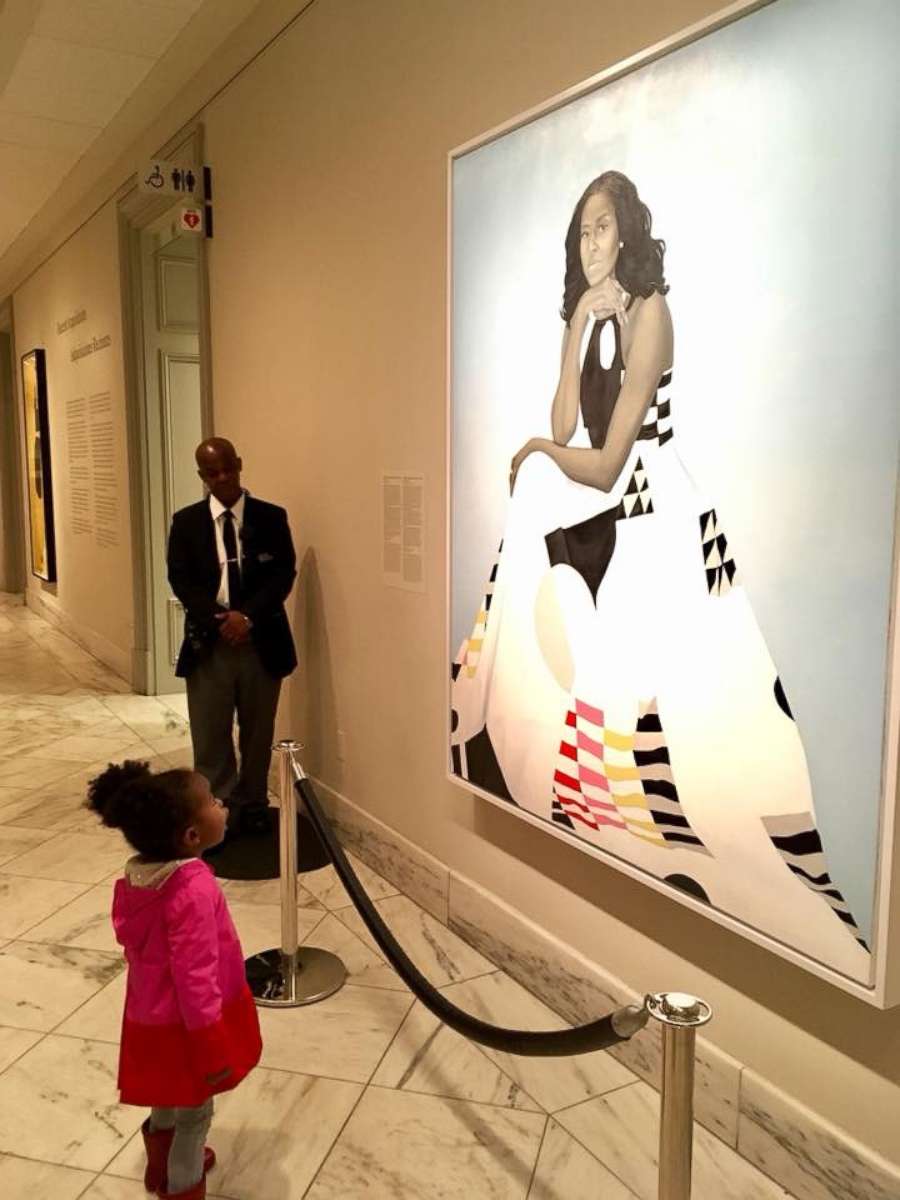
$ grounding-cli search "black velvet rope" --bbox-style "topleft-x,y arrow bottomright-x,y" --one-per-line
296,777 -> 646,1057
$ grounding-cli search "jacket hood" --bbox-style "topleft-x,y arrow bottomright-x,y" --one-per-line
113,857 -> 197,955
124,856 -> 190,889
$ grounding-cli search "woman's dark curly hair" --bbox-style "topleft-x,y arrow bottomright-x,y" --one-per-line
86,760 -> 198,860
561,170 -> 668,324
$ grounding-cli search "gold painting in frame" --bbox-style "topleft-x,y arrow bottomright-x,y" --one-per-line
21,348 -> 57,582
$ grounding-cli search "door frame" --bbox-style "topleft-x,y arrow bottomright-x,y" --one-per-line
118,123 -> 213,694
0,296 -> 26,594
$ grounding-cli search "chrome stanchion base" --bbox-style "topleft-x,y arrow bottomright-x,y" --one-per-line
245,947 -> 347,1007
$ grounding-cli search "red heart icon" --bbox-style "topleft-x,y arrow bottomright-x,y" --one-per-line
184,211 -> 200,229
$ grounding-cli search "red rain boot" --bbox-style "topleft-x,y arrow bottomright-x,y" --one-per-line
142,1120 -> 173,1193
142,1119 -> 216,1194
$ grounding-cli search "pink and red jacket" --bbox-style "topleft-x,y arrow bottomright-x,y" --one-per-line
112,856 -> 261,1107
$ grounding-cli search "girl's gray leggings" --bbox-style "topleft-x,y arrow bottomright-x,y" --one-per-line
150,1098 -> 214,1192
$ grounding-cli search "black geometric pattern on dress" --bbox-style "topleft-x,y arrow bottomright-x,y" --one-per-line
614,457 -> 654,519
774,676 -> 794,720
483,543 -> 501,617
454,726 -> 517,806
636,376 -> 674,446
762,813 -> 869,950
665,873 -> 711,904
450,742 -> 462,776
544,509 -> 616,604
551,797 -> 576,832
635,702 -> 709,854
699,509 -> 738,596
485,545 -> 501,613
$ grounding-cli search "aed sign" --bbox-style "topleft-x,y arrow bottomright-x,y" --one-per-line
178,207 -> 203,234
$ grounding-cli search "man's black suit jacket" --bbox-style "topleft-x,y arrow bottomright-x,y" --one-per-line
167,495 -> 298,679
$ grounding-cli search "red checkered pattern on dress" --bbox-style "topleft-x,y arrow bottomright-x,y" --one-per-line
552,700 -> 626,831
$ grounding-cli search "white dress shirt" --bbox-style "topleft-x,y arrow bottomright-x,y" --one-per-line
209,490 -> 246,608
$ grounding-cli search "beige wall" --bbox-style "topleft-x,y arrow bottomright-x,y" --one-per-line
14,203 -> 133,673
5,0 -> 898,1163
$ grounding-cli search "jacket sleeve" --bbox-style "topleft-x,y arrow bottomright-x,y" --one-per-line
165,883 -> 231,1079
241,507 -> 297,621
167,512 -> 219,623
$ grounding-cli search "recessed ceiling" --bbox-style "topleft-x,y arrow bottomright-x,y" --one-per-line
0,0 -> 207,261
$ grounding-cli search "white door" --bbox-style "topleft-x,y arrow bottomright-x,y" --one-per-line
141,220 -> 204,693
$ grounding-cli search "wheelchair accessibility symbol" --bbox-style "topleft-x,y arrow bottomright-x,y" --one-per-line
144,164 -> 165,189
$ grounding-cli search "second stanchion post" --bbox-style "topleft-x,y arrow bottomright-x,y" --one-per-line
245,739 -> 347,1006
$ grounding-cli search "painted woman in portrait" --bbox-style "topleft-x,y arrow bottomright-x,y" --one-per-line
450,171 -> 869,976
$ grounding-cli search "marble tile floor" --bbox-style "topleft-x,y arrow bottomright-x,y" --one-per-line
0,596 -> 796,1198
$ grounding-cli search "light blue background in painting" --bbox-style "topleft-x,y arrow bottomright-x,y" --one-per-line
451,0 -> 899,949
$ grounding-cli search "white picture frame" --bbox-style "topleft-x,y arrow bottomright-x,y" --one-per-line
445,0 -> 900,1006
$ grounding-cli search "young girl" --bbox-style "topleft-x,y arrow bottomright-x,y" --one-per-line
88,760 -> 262,1199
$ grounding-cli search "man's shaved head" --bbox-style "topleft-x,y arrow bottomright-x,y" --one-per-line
195,437 -> 238,467
195,438 -> 243,507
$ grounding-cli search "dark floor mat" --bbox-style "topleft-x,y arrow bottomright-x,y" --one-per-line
204,808 -> 330,880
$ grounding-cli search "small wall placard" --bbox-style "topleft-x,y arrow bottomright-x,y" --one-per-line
382,472 -> 425,592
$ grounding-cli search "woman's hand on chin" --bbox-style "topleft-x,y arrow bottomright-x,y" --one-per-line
576,277 -> 630,327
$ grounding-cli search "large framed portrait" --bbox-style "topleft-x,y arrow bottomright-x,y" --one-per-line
21,348 -> 57,583
447,0 -> 900,1003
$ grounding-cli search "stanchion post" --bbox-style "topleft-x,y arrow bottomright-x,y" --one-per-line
659,1020 -> 696,1198
277,740 -> 300,989
646,991 -> 712,1200
244,740 -> 347,1007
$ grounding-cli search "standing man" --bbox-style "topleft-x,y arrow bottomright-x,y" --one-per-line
167,437 -> 297,838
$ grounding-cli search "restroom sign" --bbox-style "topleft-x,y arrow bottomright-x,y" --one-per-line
138,158 -> 200,197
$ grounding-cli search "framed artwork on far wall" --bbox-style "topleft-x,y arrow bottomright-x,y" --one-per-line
21,348 -> 56,582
